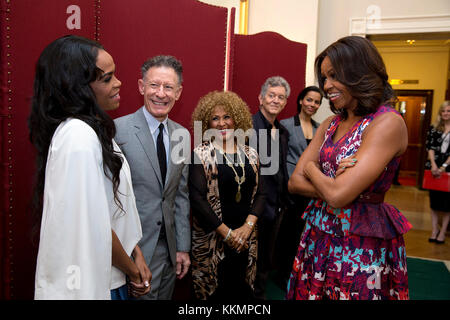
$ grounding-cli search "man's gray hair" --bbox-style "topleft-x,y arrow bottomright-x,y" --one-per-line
260,76 -> 291,98
141,55 -> 183,84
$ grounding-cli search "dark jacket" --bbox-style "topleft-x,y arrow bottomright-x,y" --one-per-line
280,114 -> 320,178
252,110 -> 289,221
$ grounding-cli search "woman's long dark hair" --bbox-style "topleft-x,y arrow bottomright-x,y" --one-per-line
28,35 -> 123,227
315,36 -> 396,119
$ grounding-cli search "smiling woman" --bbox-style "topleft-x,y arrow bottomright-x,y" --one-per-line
425,101 -> 450,244
189,90 -> 265,300
320,56 -> 357,112
208,105 -> 236,145
287,36 -> 411,300
90,49 -> 121,111
28,35 -> 150,300
315,36 -> 393,119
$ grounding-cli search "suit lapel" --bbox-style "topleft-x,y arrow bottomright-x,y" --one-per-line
133,108 -> 164,187
165,120 -> 178,190
294,115 -> 308,151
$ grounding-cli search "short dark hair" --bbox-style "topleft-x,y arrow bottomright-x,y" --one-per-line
296,86 -> 323,113
141,55 -> 183,84
315,36 -> 396,118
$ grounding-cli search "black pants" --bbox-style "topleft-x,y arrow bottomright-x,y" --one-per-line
273,195 -> 308,286
254,210 -> 283,299
209,245 -> 255,301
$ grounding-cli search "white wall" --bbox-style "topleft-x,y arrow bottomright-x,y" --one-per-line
247,0 -> 320,89
315,0 -> 450,122
198,0 -> 320,96
199,0 -> 450,122
318,0 -> 450,53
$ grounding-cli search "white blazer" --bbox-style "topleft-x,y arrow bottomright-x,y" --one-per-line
34,118 -> 142,300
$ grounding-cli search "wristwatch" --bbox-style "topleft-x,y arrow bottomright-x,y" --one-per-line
442,163 -> 448,168
246,221 -> 255,229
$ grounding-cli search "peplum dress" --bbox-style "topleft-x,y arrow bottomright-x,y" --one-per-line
286,106 -> 412,300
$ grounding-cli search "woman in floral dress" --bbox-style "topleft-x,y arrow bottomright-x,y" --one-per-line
286,36 -> 411,300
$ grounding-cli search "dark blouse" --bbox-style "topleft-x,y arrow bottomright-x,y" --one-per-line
189,150 -> 266,233
425,126 -> 450,171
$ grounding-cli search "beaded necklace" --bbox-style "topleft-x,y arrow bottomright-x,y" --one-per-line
214,144 -> 245,203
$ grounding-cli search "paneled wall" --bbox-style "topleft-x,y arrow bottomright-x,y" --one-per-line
0,0 -> 306,299
0,0 -> 97,299
230,32 -> 307,118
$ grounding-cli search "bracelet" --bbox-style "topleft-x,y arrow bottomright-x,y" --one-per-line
224,228 -> 232,241
246,221 -> 255,229
442,163 -> 448,168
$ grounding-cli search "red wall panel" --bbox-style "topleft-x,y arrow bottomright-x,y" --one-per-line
97,0 -> 229,300
98,0 -> 229,131
230,32 -> 307,119
0,0 -> 96,299
0,0 -> 308,300
0,0 -> 230,300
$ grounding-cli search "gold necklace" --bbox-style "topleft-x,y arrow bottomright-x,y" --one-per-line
215,145 -> 246,203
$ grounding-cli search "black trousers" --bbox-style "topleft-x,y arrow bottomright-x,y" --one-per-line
209,245 -> 255,301
273,194 -> 308,285
254,209 -> 283,299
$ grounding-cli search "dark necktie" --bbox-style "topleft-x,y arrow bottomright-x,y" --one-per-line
157,123 -> 167,185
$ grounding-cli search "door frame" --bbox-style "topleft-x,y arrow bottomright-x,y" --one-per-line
394,89 -> 433,187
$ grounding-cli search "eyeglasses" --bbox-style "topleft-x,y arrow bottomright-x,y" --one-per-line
147,82 -> 179,94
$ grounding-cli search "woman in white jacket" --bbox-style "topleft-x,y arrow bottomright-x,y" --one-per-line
28,35 -> 151,299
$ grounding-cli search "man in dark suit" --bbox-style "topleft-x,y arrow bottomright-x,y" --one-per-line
278,86 -> 322,290
252,76 -> 290,299
114,55 -> 191,300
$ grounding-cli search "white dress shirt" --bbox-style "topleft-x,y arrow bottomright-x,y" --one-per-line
143,106 -> 169,168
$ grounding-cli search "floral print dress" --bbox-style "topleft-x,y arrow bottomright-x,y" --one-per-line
286,106 -> 412,300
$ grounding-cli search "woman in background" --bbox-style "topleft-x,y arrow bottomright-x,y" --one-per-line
29,35 -> 150,299
189,90 -> 265,300
425,100 -> 450,244
275,86 -> 323,289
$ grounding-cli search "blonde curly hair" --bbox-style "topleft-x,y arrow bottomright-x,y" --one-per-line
191,91 -> 253,137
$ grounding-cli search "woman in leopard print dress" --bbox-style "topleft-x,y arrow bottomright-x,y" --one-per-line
189,91 -> 266,300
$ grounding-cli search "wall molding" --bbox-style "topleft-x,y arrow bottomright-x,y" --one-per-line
350,14 -> 450,36
376,44 -> 450,54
